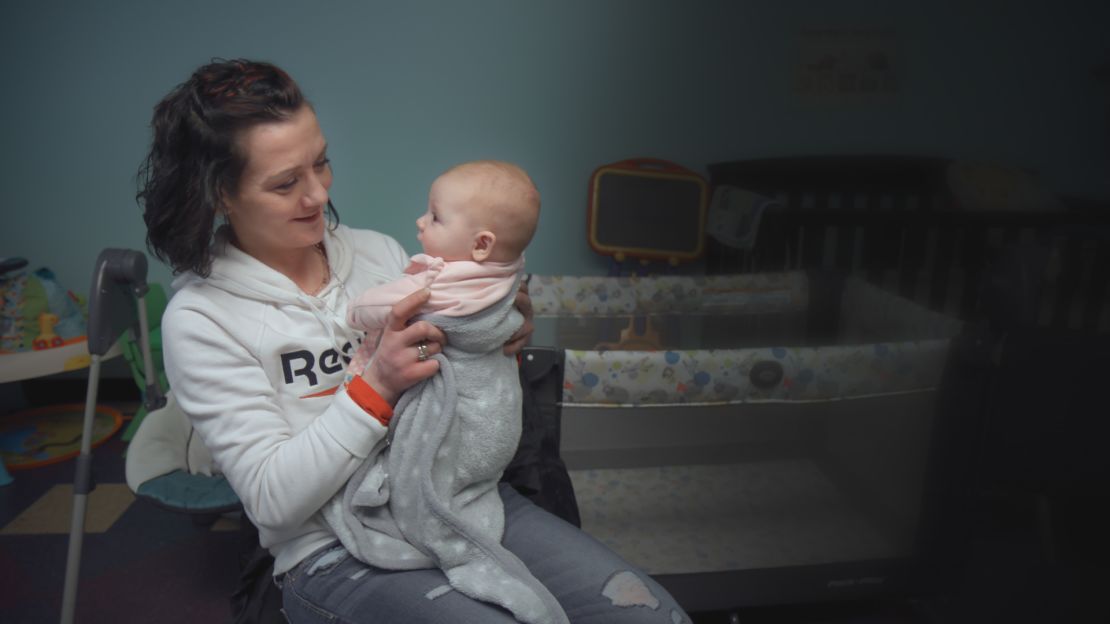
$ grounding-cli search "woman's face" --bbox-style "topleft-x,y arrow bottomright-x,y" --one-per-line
224,105 -> 332,263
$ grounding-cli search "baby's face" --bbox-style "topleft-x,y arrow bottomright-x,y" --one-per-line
416,173 -> 489,262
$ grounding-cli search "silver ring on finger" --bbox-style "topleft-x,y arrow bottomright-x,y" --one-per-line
416,341 -> 430,362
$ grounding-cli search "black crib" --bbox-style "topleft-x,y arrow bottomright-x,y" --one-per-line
706,155 -> 1110,334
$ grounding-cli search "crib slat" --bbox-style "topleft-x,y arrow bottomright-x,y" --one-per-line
1052,235 -> 1083,331
757,197 -> 790,272
863,195 -> 901,289
960,226 -> 987,319
898,218 -> 928,301
915,226 -> 939,304
822,225 -> 838,270
1082,241 -> 1109,333
862,193 -> 882,285
1072,239 -> 1099,332
929,226 -> 957,314
834,223 -> 855,270
1000,224 -> 1022,249
800,192 -> 826,269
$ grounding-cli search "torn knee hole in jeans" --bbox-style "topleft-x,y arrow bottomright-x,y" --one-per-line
306,547 -> 350,576
601,570 -> 659,609
425,584 -> 453,600
600,571 -> 690,622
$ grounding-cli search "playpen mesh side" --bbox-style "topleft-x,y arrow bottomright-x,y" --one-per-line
539,273 -> 961,579
561,356 -> 942,577
558,335 -> 952,575
569,459 -> 902,575
839,275 -> 965,344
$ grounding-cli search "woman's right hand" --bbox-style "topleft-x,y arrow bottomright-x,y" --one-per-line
360,288 -> 445,405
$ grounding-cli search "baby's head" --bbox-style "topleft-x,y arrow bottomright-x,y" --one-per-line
417,160 -> 540,263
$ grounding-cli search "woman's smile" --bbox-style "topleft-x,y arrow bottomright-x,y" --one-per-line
294,211 -> 322,224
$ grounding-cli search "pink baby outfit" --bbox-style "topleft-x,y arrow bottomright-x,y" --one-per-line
345,253 -> 524,379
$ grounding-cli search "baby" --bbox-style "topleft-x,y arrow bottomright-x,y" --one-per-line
324,161 -> 568,624
344,159 -> 539,378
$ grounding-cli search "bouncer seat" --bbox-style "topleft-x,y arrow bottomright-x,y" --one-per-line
124,390 -> 240,519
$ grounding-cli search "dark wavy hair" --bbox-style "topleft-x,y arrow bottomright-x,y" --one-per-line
137,59 -> 339,276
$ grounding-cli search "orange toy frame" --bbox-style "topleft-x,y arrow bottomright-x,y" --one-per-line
587,158 -> 708,265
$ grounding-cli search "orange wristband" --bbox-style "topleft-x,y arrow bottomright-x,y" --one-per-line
346,376 -> 394,426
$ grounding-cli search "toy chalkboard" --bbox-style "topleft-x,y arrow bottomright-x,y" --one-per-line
587,159 -> 708,264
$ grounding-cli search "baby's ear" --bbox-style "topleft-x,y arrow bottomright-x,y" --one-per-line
471,230 -> 496,262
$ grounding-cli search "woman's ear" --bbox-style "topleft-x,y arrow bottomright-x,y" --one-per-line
219,189 -> 233,218
471,231 -> 496,262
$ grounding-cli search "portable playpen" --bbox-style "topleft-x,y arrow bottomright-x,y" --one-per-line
525,270 -> 963,611
519,155 -> 1109,611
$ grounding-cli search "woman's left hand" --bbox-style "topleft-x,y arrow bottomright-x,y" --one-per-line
504,279 -> 534,356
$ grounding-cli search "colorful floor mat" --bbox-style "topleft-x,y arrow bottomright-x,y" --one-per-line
0,403 -> 123,469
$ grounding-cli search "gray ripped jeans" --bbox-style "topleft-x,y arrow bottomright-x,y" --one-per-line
279,483 -> 690,623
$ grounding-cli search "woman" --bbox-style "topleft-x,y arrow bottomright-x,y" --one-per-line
140,58 -> 690,623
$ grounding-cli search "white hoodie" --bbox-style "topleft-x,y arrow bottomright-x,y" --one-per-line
161,223 -> 409,575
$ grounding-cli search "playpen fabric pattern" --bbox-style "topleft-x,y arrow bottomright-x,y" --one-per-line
562,338 -> 954,407
533,273 -> 963,406
530,272 -> 808,317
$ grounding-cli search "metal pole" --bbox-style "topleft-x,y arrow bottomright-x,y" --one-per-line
60,354 -> 101,624
135,296 -> 164,412
138,299 -> 156,389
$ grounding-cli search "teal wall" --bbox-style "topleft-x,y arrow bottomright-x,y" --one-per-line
2,0 -> 1107,293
